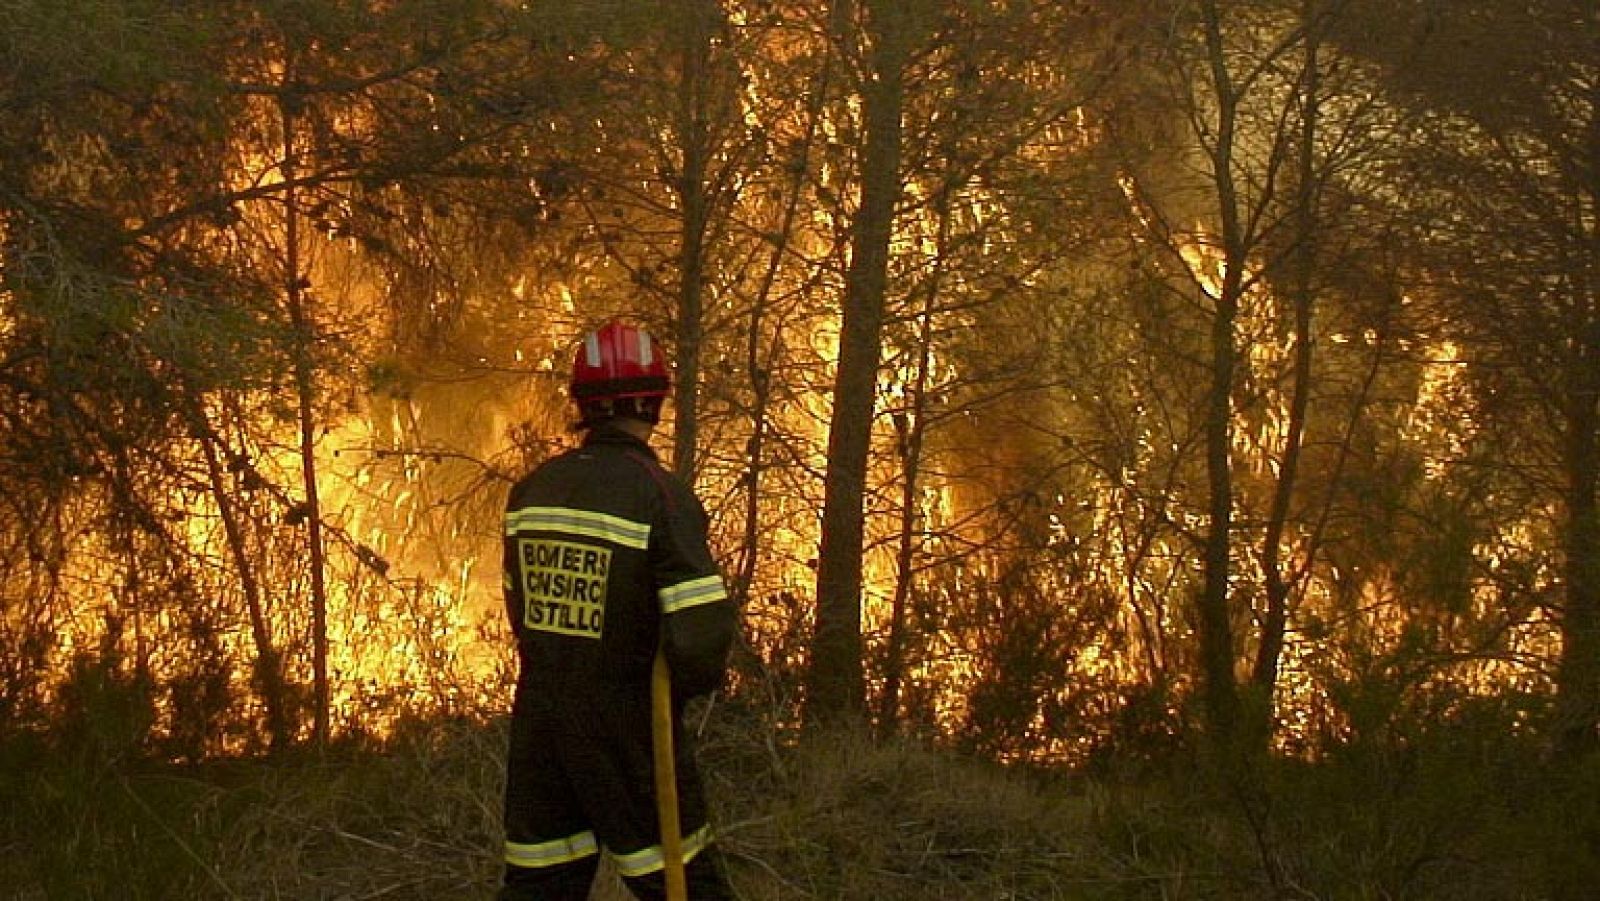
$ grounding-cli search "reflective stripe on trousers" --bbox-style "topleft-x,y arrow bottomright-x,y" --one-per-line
505,830 -> 599,868
505,824 -> 712,876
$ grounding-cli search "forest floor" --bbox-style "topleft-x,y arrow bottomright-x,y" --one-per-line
3,698 -> 1597,900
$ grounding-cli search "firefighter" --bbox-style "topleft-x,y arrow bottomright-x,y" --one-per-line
499,320 -> 736,900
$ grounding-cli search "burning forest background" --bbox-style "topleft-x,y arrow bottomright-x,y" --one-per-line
1,0 -> 1597,789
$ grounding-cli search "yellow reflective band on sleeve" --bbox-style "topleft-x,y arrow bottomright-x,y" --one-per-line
608,824 -> 714,877
505,831 -> 599,869
659,575 -> 727,614
505,506 -> 650,550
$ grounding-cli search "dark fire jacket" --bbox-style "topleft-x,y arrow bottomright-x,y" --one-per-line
502,424 -> 734,716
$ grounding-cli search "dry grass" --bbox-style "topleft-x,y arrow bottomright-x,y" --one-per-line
6,705 -> 1149,900
213,717 -> 507,898
5,717 -> 506,899
693,700 -> 1183,900
708,731 -> 1113,899
5,700 -> 1595,899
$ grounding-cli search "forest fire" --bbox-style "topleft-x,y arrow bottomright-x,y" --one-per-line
5,2 -> 1597,898
0,0 -> 1590,783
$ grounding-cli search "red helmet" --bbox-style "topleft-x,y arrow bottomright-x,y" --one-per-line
569,320 -> 670,403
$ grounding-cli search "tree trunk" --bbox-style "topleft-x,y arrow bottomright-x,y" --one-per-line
877,309 -> 931,734
807,0 -> 906,726
1555,172 -> 1600,755
1251,1 -> 1322,742
671,0 -> 715,484
281,80 -> 331,748
1553,64 -> 1600,759
879,195 -> 947,734
195,409 -> 294,750
1557,392 -> 1600,757
734,37 -> 833,607
1196,0 -> 1243,745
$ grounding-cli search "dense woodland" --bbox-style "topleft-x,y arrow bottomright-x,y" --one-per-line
2,1 -> 1599,893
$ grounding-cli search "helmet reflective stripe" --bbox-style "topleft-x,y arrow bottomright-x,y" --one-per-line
569,319 -> 670,403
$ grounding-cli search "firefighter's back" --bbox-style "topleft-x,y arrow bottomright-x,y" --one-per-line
504,433 -> 665,730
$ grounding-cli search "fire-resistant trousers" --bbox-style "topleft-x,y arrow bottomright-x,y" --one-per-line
498,681 -> 732,900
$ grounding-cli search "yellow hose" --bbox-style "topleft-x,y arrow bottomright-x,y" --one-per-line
651,650 -> 688,900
